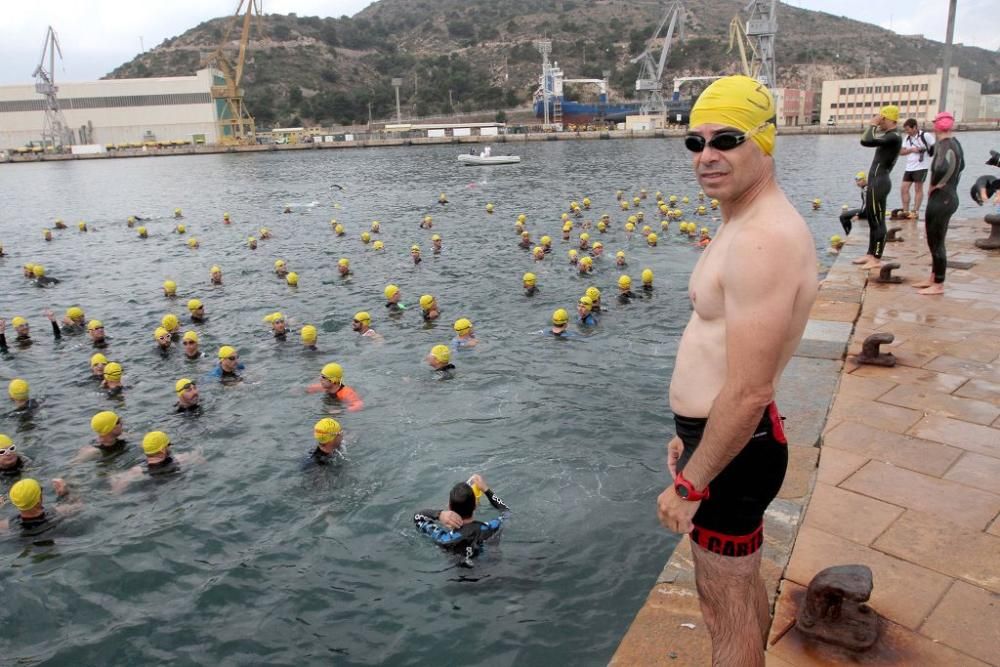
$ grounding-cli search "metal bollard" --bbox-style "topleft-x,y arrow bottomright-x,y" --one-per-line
885,227 -> 903,242
875,262 -> 902,284
856,332 -> 896,366
974,214 -> 1000,250
796,564 -> 881,651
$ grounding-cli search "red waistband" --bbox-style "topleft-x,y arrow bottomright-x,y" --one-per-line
690,522 -> 764,557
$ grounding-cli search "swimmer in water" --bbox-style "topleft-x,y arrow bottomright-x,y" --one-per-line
102,362 -> 124,396
287,273 -> 298,288
306,363 -> 364,411
300,325 -> 319,351
548,308 -> 577,338
181,331 -> 202,359
352,312 -> 382,339
385,285 -> 405,314
274,260 -> 289,278
210,265 -> 223,285
265,313 -> 288,340
283,206 -> 292,214
426,344 -> 456,378
43,229 -> 53,242
188,299 -> 206,323
419,295 -> 440,322
7,378 -> 38,413
222,212 -> 231,224
372,241 -> 384,252
361,232 -> 371,245
618,275 -> 635,304
174,208 -> 183,219
578,256 -> 593,274
0,432 -> 28,477
532,246 -> 545,261
647,232 -> 658,247
438,193 -> 448,205
74,410 -> 126,461
1,477 -> 72,534
110,431 -> 205,492
90,353 -> 108,378
625,222 -> 635,240
163,280 -> 177,298
259,228 -> 271,239
585,286 -> 602,312
154,327 -> 173,356
247,237 -> 257,250
616,250 -> 627,267
211,346 -> 244,382
641,268 -> 654,294
161,314 -> 180,339
420,215 -> 433,229
577,296 -> 597,326
453,318 -> 478,348
33,265 -> 60,287
334,223 -> 345,237
523,273 -> 538,296
562,221 -> 573,241
0,314 -> 60,354
540,235 -> 553,254
137,227 -> 148,239
568,249 -> 579,266
413,473 -> 510,561
411,245 -> 422,265
338,258 -> 352,277
174,378 -> 201,413
62,306 -> 87,331
579,233 -> 590,250
370,220 -> 381,234
431,234 -> 442,254
591,241 -> 604,258
518,231 -> 532,249
308,418 -> 344,465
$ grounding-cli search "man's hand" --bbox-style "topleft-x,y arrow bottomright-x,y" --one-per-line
657,485 -> 700,534
43,309 -> 54,322
0,319 -> 5,333
468,473 -> 488,491
870,114 -> 882,127
666,436 -> 683,479
52,478 -> 68,497
438,510 -> 463,530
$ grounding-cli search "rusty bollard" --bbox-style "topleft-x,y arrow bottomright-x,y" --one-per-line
975,213 -> 1000,250
875,262 -> 902,284
796,565 -> 880,651
885,226 -> 903,242
856,332 -> 896,367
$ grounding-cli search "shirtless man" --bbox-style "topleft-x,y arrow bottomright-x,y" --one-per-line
656,76 -> 817,667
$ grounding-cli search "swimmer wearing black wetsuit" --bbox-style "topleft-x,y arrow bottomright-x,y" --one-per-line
860,117 -> 902,261
921,128 -> 965,289
146,454 -> 180,477
674,403 -> 788,556
839,177 -> 869,235
414,482 -> 510,560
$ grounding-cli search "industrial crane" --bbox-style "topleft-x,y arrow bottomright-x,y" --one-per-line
207,0 -> 262,144
728,15 -> 760,79
744,0 -> 778,89
33,26 -> 74,150
631,0 -> 686,115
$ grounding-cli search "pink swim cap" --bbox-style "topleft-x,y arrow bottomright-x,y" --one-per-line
933,111 -> 954,132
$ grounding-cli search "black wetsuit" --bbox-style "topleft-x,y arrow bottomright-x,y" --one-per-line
839,184 -> 870,235
0,456 -> 26,478
414,488 -> 510,560
860,126 -> 902,258
674,403 -> 788,557
524,286 -> 537,297
34,276 -> 61,287
175,402 -> 202,415
618,290 -> 635,304
11,509 -> 54,535
145,454 -> 180,477
925,137 -> 965,284
0,321 -> 60,354
94,439 -> 127,456
386,303 -> 404,316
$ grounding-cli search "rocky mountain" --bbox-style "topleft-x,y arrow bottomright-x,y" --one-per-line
105,0 -> 1000,127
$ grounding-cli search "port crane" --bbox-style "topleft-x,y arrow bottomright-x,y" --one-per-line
743,0 -> 777,88
207,0 -> 261,144
631,0 -> 686,114
33,26 -> 74,150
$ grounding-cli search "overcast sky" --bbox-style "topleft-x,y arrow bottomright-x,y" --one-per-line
1,0 -> 996,85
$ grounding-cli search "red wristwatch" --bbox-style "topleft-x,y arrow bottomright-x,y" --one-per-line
674,472 -> 709,501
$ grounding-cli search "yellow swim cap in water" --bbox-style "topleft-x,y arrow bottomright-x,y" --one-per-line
597,221 -> 607,231
103,362 -> 122,380
163,280 -> 177,294
361,232 -> 371,242
454,318 -> 472,333
286,272 -> 299,286
354,311 -> 370,324
335,224 -> 345,234
33,265 -> 45,277
338,258 -> 350,267
593,241 -> 603,249
689,75 -> 776,156
411,245 -> 420,252
419,294 -> 435,309
8,378 -> 29,400
210,265 -> 221,274
247,236 -> 256,245
91,410 -> 120,435
580,256 -> 593,267
90,352 -> 108,367
66,306 -> 84,321
182,330 -> 199,343
540,236 -> 551,245
580,233 -> 590,241
274,259 -> 286,270
384,284 -> 399,299
10,479 -> 42,511
142,431 -> 170,455
187,238 -> 199,248
431,234 -> 441,242
532,246 -> 544,256
218,345 -> 237,359
137,227 -> 147,236
830,234 -> 843,244
264,312 -> 285,324
522,272 -> 536,285
578,295 -> 593,309
568,249 -> 578,259
175,378 -> 194,395
552,308 -> 569,325
625,222 -> 635,232
562,221 -> 573,232
642,268 -> 654,284
162,314 -> 179,331
187,299 -> 202,312
373,241 -> 384,250
586,287 -> 601,301
154,326 -> 169,340
301,325 -> 317,343
647,232 -> 658,243
879,105 -> 899,121
855,171 -> 866,181
321,362 -> 344,382
430,344 -> 451,364
618,275 -> 632,289
314,418 -> 342,443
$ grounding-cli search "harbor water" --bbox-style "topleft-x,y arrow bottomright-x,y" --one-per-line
1,132 -> 998,665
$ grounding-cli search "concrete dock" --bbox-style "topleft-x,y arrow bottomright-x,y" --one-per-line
613,215 -> 999,666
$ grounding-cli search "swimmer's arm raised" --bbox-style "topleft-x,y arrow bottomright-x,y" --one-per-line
679,229 -> 794,491
860,125 -> 894,147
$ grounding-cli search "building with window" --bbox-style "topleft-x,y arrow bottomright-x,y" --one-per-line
0,69 -> 226,149
980,94 -> 1000,122
819,67 -> 981,126
773,87 -> 816,126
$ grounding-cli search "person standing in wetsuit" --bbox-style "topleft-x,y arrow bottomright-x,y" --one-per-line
912,112 -> 964,296
856,105 -> 902,269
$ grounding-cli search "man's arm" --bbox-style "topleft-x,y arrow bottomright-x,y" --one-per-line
860,125 -> 899,148
929,142 -> 959,190
679,227 -> 799,492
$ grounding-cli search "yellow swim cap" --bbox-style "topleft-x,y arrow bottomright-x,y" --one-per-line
580,256 -> 593,266
411,245 -> 420,252
562,221 -> 573,232
580,233 -> 590,241
517,214 -> 526,222
182,330 -> 199,343
264,312 -> 285,324
275,260 -> 286,269
540,235 -> 551,245
597,221 -> 607,231
186,238 -> 198,248
373,241 -> 384,250
301,325 -> 317,342
175,378 -> 194,395
568,249 -> 578,258
879,105 -> 899,121
334,224 -> 344,234
830,234 -> 843,244
855,171 -> 866,181
142,431 -> 170,455
431,234 -> 441,242
91,410 -> 120,435
521,230 -> 530,238
586,287 -> 601,301
361,232 -> 371,242
9,378 -> 29,400
625,222 -> 635,232
259,228 -> 269,235
532,246 -> 544,256
647,233 -> 658,242
103,362 -> 122,380
163,280 -> 177,294
454,318 -> 472,333
384,284 -> 399,299
523,272 -> 536,285
210,265 -> 221,274
371,220 -> 380,230
137,227 -> 147,236
187,299 -> 202,312
66,306 -> 84,321
701,227 -> 709,234
642,268 -> 654,283
247,237 -> 256,245
593,241 -> 603,249
224,212 -> 230,218
619,275 -> 632,289
552,308 -> 569,325
689,75 -> 776,156
218,345 -> 237,359
154,326 -> 170,339
354,311 -> 370,324
10,479 -> 42,511
616,250 -> 626,258
430,344 -> 451,364
90,353 -> 108,367
162,314 -> 179,331
286,272 -> 299,285
321,362 -> 344,382
578,295 -> 593,308
314,418 -> 342,444
419,294 -> 435,309
33,265 -> 45,277
338,258 -> 350,267
176,224 -> 187,234
486,203 -> 494,211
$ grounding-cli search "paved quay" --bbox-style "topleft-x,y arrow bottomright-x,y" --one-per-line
613,215 -> 999,666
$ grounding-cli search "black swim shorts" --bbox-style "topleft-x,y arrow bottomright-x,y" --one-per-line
902,169 -> 928,183
674,403 -> 788,557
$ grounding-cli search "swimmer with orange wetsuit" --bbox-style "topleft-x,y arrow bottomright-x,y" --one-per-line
305,363 -> 364,412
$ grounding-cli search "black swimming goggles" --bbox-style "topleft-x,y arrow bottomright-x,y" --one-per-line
684,121 -> 773,153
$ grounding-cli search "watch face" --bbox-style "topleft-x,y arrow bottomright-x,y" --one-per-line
676,484 -> 689,499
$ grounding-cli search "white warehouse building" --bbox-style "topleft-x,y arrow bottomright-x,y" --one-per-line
0,69 -> 228,149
